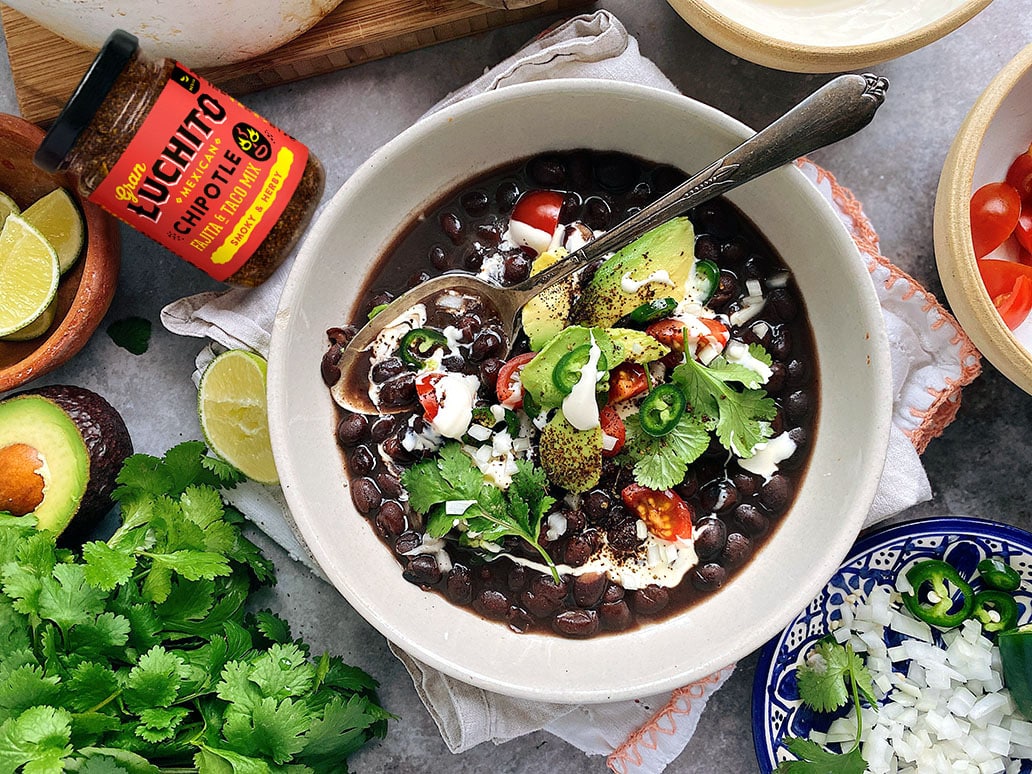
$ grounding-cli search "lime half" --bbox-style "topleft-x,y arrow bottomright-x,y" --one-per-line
0,214 -> 60,337
1,298 -> 56,342
198,349 -> 279,485
21,188 -> 85,274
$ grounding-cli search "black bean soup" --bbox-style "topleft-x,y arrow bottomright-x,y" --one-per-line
322,149 -> 819,638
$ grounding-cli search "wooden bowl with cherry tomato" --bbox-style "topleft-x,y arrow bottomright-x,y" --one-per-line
934,43 -> 1032,395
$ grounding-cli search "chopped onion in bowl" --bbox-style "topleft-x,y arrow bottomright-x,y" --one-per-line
808,579 -> 1029,773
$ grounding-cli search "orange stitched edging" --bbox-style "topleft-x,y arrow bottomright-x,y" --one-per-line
606,666 -> 734,773
799,159 -> 981,454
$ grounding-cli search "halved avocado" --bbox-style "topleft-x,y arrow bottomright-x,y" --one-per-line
0,385 -> 132,542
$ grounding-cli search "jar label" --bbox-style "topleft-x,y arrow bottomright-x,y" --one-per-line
88,64 -> 308,281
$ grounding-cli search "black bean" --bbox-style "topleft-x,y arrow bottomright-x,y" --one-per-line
508,564 -> 528,592
394,530 -> 421,555
573,572 -> 607,608
428,244 -> 450,270
327,325 -> 357,346
708,270 -> 740,312
507,606 -> 535,633
441,354 -> 466,372
742,253 -> 768,279
462,247 -> 483,271
599,600 -> 633,631
694,234 -> 721,263
693,200 -> 734,239
368,290 -> 394,310
633,585 -> 670,615
553,609 -> 600,637
693,516 -> 727,562
732,471 -> 760,497
351,477 -> 381,515
607,518 -> 640,552
781,427 -> 809,470
732,504 -> 768,538
560,192 -> 582,223
721,532 -> 752,568
460,190 -> 490,217
652,165 -> 686,194
594,153 -> 637,193
767,287 -> 799,322
692,563 -> 727,592
674,471 -> 700,501
440,211 -> 465,245
321,343 -> 342,386
378,373 -> 416,407
582,490 -> 612,523
520,575 -> 568,618
502,252 -> 532,284
564,535 -> 594,567
446,565 -> 474,605
528,155 -> 566,187
479,358 -> 503,391
381,436 -> 413,463
370,356 -> 405,384
768,326 -> 793,361
471,329 -> 504,362
375,471 -> 402,499
375,500 -> 406,539
407,270 -> 431,289
564,509 -> 586,533
602,582 -> 625,604
475,222 -> 503,247
785,390 -> 812,424
770,408 -> 785,435
760,474 -> 793,513
765,361 -> 787,394
402,555 -> 441,587
720,236 -> 749,263
582,196 -> 612,230
699,479 -> 739,514
336,412 -> 368,447
349,445 -> 376,476
786,358 -> 809,388
495,181 -> 520,213
371,418 -> 398,441
628,181 -> 653,208
474,589 -> 510,619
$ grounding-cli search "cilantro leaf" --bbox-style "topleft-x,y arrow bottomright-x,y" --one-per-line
0,705 -> 73,772
106,317 -> 151,356
123,647 -> 186,712
795,639 -> 876,713
622,411 -> 710,490
672,354 -> 777,458
775,737 -> 868,774
223,697 -> 310,764
82,542 -> 137,591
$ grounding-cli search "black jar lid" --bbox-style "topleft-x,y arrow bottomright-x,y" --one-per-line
34,29 -> 139,172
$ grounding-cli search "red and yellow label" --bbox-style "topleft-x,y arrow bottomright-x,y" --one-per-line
89,64 -> 308,281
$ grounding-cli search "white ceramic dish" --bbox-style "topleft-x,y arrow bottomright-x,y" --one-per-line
666,0 -> 991,73
935,43 -> 1032,395
268,79 -> 893,703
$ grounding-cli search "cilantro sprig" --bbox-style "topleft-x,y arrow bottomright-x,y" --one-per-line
621,410 -> 709,491
0,441 -> 390,773
775,639 -> 877,774
671,343 -> 776,458
401,442 -> 559,581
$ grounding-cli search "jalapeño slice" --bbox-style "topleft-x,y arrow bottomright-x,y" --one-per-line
639,383 -> 686,437
553,344 -> 608,395
971,590 -> 1019,634
620,297 -> 678,327
977,557 -> 1022,592
691,259 -> 720,304
901,559 -> 975,628
399,328 -> 448,367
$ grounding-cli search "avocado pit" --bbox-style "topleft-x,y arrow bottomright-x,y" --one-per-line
0,442 -> 46,515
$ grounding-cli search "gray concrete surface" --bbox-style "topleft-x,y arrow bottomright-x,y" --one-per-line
1,0 -> 1030,771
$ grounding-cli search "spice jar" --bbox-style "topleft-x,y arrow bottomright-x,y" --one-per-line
35,30 -> 324,287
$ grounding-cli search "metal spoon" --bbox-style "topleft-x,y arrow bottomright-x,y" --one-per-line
332,73 -> 889,415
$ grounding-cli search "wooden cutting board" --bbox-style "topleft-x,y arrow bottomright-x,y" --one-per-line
2,0 -> 594,126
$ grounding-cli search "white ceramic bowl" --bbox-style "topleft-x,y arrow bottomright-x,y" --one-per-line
935,43 -> 1032,395
666,0 -> 990,73
268,80 -> 892,703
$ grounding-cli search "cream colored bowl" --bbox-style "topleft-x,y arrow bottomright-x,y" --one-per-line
268,79 -> 892,703
934,44 -> 1032,395
667,0 -> 991,73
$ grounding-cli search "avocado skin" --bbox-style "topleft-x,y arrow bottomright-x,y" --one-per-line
16,385 -> 132,544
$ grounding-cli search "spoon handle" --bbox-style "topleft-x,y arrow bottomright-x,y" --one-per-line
511,73 -> 889,302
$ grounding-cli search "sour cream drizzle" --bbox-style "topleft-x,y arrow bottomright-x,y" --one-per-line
562,333 -> 604,431
620,269 -> 674,294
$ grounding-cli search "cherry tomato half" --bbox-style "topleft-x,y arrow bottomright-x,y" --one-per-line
978,259 -> 1032,330
510,190 -> 564,235
995,274 -> 1032,330
1006,148 -> 1032,201
495,352 -> 537,409
416,373 -> 442,421
600,406 -> 626,458
607,362 -> 649,405
646,317 -> 729,359
1016,208 -> 1032,255
620,484 -> 694,542
971,182 -> 1021,259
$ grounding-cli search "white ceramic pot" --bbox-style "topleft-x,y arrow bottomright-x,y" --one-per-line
7,0 -> 343,67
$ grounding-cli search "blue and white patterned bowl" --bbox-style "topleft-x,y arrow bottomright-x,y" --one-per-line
752,515 -> 1032,772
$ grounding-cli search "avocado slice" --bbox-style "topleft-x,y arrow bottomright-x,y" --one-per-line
538,410 -> 602,493
520,326 -> 616,410
521,249 -> 577,352
0,385 -> 132,543
571,217 -> 696,327
608,328 -> 670,365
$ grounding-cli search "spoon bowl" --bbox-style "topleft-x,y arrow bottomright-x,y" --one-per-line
331,73 -> 888,415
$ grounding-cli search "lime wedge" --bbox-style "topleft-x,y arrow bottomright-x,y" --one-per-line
21,188 -> 85,274
0,191 -> 20,227
1,298 -> 56,341
0,214 -> 60,337
198,349 -> 279,484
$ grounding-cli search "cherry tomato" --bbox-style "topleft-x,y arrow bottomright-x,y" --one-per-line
620,484 -> 694,542
510,190 -> 564,235
1006,148 -> 1032,201
1015,208 -> 1032,255
599,406 -> 625,458
994,274 -> 1032,330
495,352 -> 537,408
971,182 -> 1021,258
646,317 -> 729,359
415,373 -> 442,421
607,362 -> 649,405
978,259 -> 1032,330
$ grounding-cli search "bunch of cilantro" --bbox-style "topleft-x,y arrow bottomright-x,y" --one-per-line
0,441 -> 390,773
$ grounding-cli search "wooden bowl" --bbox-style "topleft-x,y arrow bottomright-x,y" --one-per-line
0,113 -> 120,393
934,44 -> 1032,395
666,0 -> 991,73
